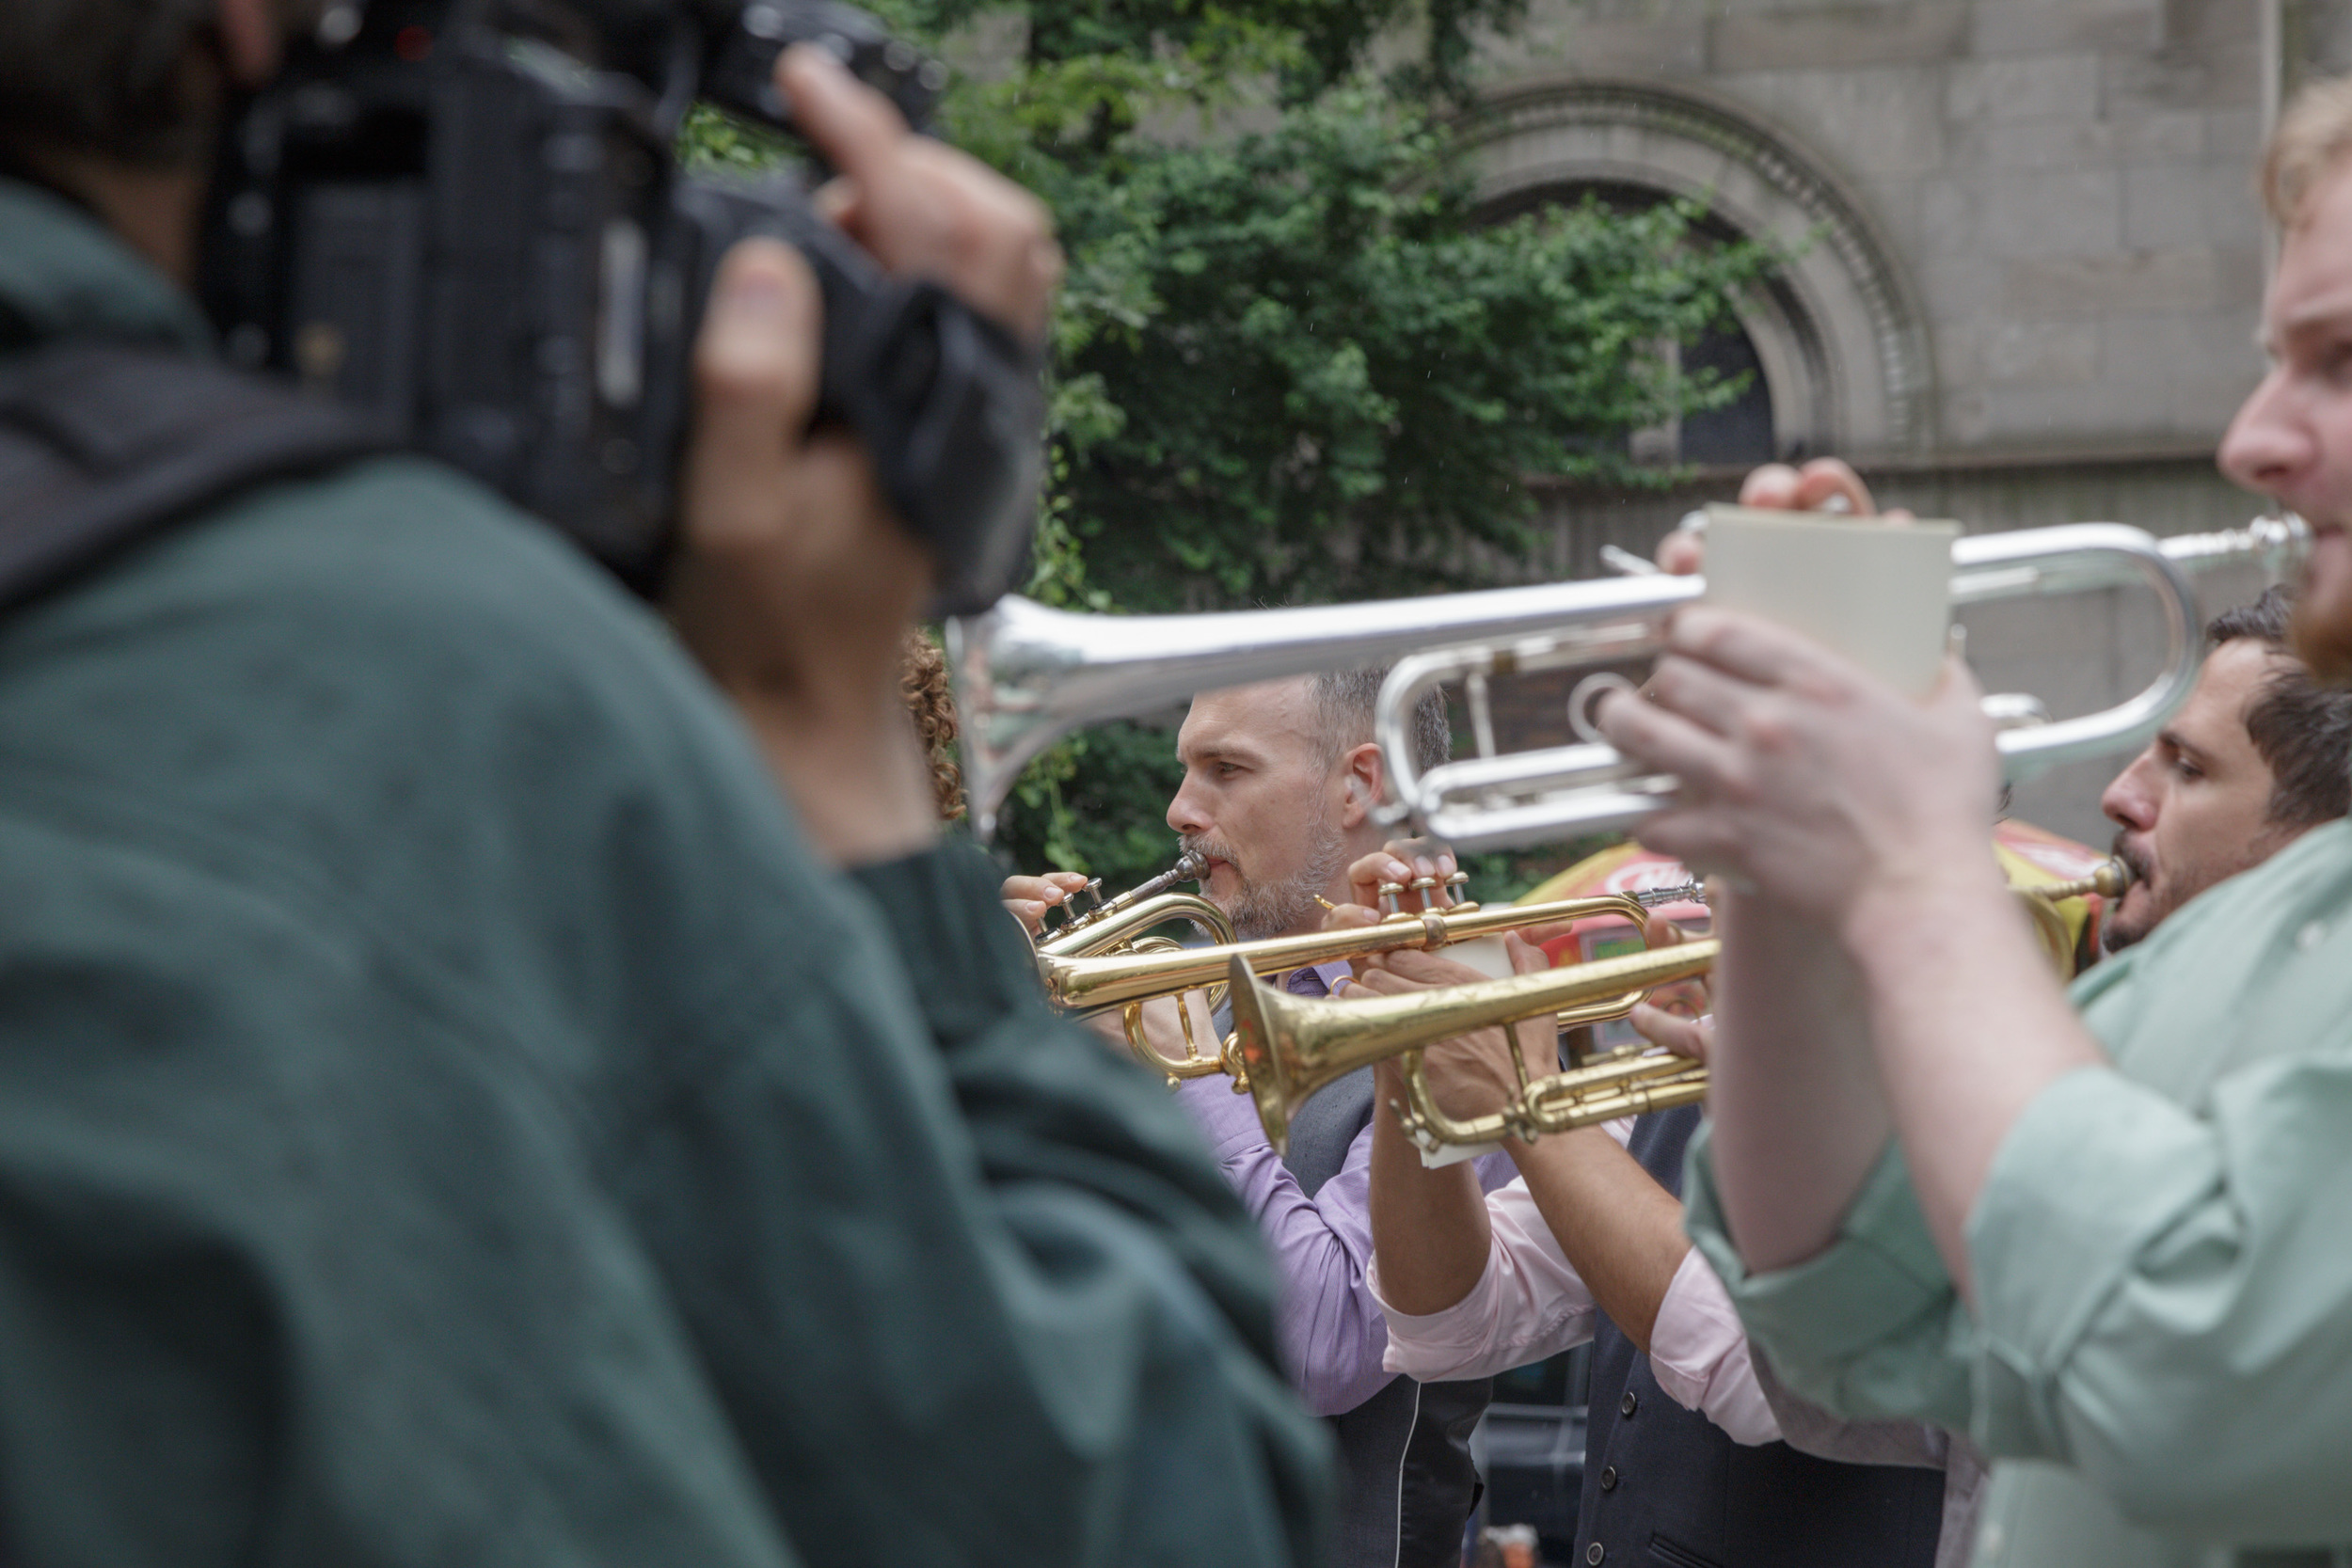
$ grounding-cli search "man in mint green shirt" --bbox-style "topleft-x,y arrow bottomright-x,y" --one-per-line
0,5 -> 1329,1564
1591,81 -> 2352,1568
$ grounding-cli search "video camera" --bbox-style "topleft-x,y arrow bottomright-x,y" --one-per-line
199,0 -> 1041,611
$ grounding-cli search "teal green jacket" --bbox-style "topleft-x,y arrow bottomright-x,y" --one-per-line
0,178 -> 1330,1566
1686,816 -> 2352,1568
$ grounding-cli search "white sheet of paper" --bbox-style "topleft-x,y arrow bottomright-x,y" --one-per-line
1699,504 -> 1961,699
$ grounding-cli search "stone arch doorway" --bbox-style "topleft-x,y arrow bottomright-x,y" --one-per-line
1457,78 -> 1935,461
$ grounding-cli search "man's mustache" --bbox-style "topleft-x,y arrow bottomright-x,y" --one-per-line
1181,834 -> 1243,881
2108,830 -> 2153,887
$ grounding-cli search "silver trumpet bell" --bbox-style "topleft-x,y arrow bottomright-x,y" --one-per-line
949,515 -> 2309,847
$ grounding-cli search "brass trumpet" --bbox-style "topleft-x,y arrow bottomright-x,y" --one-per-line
1026,851 -> 1242,1076
1225,855 -> 2129,1155
1226,942 -> 1720,1157
2016,858 -> 2133,975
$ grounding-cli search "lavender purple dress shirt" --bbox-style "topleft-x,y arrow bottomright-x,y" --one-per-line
1177,959 -> 1517,1417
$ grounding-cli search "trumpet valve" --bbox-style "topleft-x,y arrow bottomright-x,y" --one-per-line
1443,870 -> 1470,906
1378,881 -> 1406,915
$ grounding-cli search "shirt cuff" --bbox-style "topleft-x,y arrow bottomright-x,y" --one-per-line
1648,1246 -> 1782,1445
1683,1120 -> 1959,1419
1370,1249 -> 1508,1382
1964,1064 -> 2223,1454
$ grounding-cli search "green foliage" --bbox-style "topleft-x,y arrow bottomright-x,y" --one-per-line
895,0 -> 1524,104
1042,95 -> 1777,610
680,1 -> 1784,890
994,721 -> 1188,881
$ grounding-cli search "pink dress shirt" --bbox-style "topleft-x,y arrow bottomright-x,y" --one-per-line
1368,1117 -> 1783,1445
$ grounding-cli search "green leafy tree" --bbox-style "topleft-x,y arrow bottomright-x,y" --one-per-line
687,4 -> 1782,895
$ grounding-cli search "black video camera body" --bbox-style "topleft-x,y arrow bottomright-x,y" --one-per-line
199,0 -> 1041,611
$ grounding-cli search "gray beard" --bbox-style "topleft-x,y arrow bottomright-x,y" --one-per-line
1197,816 -> 1349,942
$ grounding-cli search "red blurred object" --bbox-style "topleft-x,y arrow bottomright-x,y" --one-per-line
1520,817 -> 2115,977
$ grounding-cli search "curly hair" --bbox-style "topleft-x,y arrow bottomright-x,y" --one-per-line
901,630 -> 966,823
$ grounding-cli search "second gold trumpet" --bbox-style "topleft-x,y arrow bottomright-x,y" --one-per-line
1225,855 -> 2132,1156
1227,941 -> 1722,1157
1043,887 -> 1670,1079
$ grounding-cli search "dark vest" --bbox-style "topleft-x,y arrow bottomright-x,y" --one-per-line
1286,1067 -> 1490,1568
1577,1107 -> 1944,1568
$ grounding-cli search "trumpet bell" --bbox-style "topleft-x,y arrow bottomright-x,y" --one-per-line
948,576 -> 1696,839
1227,942 -> 1721,1158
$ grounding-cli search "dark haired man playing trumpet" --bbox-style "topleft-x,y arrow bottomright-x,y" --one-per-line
1006,671 -> 1515,1568
1589,81 -> 2352,1568
1356,584 -> 2350,1568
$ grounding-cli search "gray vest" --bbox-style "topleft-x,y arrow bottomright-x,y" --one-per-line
1285,1068 -> 1490,1568
1577,1106 -> 1944,1568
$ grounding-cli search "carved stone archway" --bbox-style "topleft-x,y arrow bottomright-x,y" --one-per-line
1456,79 -> 1935,458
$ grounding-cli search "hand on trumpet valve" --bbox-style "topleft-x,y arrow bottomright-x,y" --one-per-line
1345,934 -> 1557,1125
1628,1004 -> 1713,1065
1347,840 -> 1461,918
1629,913 -> 1712,1030
1001,869 -> 1092,937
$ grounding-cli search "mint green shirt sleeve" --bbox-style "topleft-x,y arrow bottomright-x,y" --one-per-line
1687,821 -> 2352,1544
1684,1126 -> 1976,1432
1966,1051 -> 2352,1541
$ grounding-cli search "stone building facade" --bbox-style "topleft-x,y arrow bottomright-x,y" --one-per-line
1456,0 -> 2352,844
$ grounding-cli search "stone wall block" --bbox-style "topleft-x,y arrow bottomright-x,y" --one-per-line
2004,248 -> 2223,314
2099,314 -> 2265,409
1970,0 -> 2161,56
1706,3 -> 1966,71
1534,15 -> 1708,76
1963,119 -> 2122,172
2113,109 -> 2208,161
1945,52 -> 2105,122
1978,167 -> 2124,257
1982,319 -> 2101,384
2122,161 -> 2228,247
2101,40 -> 2263,113
1720,65 -> 1947,176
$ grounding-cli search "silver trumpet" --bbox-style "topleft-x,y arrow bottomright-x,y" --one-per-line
950,515 -> 2309,848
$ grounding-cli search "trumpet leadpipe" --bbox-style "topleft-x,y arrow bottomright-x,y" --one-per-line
1041,892 -> 1652,1012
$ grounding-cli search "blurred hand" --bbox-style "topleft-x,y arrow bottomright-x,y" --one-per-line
1655,457 -> 1908,575
663,46 -> 1061,863
1003,871 -> 1092,936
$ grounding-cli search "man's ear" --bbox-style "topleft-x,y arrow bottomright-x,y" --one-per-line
215,0 -> 286,87
1337,741 -> 1384,828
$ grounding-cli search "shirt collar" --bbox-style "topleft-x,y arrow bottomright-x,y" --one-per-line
0,176 -> 215,357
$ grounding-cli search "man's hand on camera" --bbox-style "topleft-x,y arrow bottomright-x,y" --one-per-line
664,47 -> 1062,865
787,46 -> 1061,344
